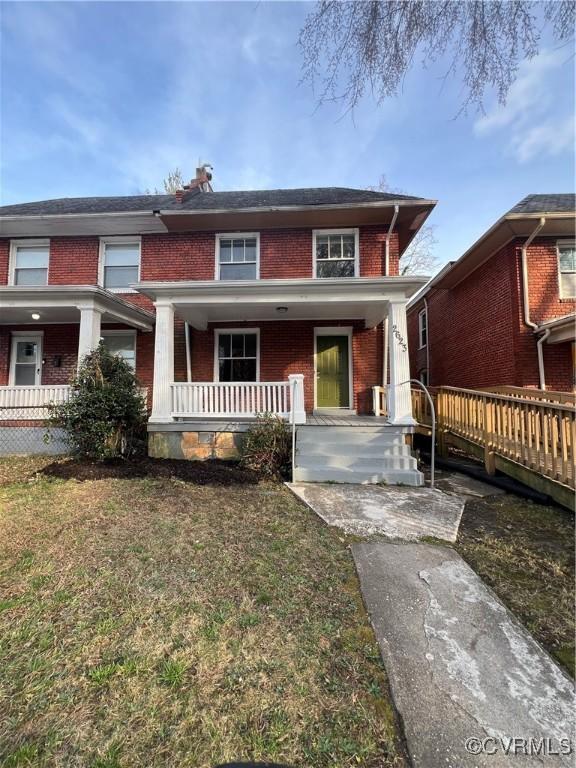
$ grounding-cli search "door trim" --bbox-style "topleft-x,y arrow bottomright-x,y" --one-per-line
9,332 -> 44,386
313,327 -> 353,410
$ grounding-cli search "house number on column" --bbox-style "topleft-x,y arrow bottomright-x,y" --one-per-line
392,324 -> 407,352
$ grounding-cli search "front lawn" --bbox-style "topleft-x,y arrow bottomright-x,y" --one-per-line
0,457 -> 404,768
454,492 -> 575,676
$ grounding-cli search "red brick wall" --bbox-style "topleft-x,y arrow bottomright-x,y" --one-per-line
408,238 -> 575,391
49,237 -> 99,284
190,319 -> 382,414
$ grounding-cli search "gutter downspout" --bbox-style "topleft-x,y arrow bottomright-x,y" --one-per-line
184,322 -> 192,382
383,205 -> 399,389
521,216 -> 546,388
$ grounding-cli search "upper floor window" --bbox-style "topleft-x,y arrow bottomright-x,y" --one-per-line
418,308 -> 428,348
216,234 -> 259,280
313,229 -> 359,278
100,237 -> 140,291
101,331 -> 136,369
558,241 -> 576,298
10,240 -> 49,285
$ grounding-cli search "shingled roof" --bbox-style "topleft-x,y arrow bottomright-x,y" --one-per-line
508,194 -> 575,215
0,187 -> 428,217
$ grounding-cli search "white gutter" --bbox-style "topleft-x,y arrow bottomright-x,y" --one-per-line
521,217 -> 547,389
522,216 -> 546,331
536,329 -> 551,391
157,199 -> 436,217
382,205 -> 399,387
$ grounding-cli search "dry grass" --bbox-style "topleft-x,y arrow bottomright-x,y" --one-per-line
454,493 -> 575,676
0,456 -> 405,768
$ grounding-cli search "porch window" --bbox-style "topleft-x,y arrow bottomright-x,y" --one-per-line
313,229 -> 358,278
101,239 -> 140,290
216,234 -> 259,280
101,331 -> 136,369
418,308 -> 428,348
11,242 -> 49,285
216,331 -> 258,381
558,241 -> 576,298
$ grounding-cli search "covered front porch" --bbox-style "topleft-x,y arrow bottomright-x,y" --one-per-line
0,286 -> 154,421
135,277 -> 425,428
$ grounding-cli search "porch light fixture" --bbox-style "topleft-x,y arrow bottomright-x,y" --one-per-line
276,306 -> 288,313
31,313 -> 41,320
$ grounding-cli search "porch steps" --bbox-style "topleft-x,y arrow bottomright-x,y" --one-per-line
293,425 -> 423,486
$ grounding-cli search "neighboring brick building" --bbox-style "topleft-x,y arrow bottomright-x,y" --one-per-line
0,169 -> 435,482
407,195 -> 576,392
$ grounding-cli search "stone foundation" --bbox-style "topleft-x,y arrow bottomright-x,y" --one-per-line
148,429 -> 244,460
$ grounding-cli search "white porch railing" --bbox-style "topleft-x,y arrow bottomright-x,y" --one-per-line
372,385 -> 388,418
171,376 -> 306,423
0,385 -> 71,420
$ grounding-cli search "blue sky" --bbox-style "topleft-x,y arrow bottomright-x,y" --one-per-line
1,1 -> 574,268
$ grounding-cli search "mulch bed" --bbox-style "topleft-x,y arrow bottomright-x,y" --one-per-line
4,456 -> 260,486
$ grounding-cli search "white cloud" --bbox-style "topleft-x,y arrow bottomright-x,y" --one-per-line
473,48 -> 574,163
512,115 -> 576,163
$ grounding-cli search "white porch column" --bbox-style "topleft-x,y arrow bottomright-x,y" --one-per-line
150,300 -> 174,423
77,303 -> 103,368
288,373 -> 306,424
387,300 -> 416,425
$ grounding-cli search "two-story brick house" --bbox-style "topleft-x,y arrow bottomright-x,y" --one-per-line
0,169 -> 435,484
407,194 -> 576,392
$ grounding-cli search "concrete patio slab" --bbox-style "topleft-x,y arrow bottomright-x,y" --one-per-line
287,482 -> 464,542
353,541 -> 575,767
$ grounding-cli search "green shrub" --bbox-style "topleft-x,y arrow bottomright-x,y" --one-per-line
47,342 -> 147,460
240,413 -> 292,479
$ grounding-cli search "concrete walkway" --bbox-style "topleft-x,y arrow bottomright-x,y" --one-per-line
288,482 -> 465,541
353,542 -> 575,767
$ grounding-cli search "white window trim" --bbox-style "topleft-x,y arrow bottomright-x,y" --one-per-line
98,236 -> 141,294
9,239 -> 50,286
557,239 -> 576,299
9,331 -> 44,386
215,233 -> 260,280
213,328 -> 260,382
418,308 -> 428,349
100,329 -> 137,367
313,326 -> 354,411
312,228 -> 359,279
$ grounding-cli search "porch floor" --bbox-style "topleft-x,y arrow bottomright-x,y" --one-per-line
306,413 -> 389,426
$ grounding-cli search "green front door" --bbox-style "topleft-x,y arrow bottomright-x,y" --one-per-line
316,335 -> 350,408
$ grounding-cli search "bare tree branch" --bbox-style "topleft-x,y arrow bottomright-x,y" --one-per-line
299,1 -> 575,114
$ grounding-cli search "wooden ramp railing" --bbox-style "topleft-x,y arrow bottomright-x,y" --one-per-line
411,386 -> 575,497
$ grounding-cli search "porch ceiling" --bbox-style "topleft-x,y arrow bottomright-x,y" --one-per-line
0,286 -> 154,330
135,277 -> 427,330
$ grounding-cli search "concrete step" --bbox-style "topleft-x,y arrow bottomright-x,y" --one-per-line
296,430 -> 407,447
296,455 -> 418,471
293,465 -> 424,485
297,442 -> 412,459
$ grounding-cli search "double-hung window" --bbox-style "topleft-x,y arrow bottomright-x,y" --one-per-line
558,241 -> 576,298
418,308 -> 428,348
100,238 -> 140,290
101,331 -> 136,369
216,330 -> 259,382
11,241 -> 49,285
216,234 -> 259,280
314,229 -> 358,278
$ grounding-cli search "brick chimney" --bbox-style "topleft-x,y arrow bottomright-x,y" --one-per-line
174,164 -> 213,202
